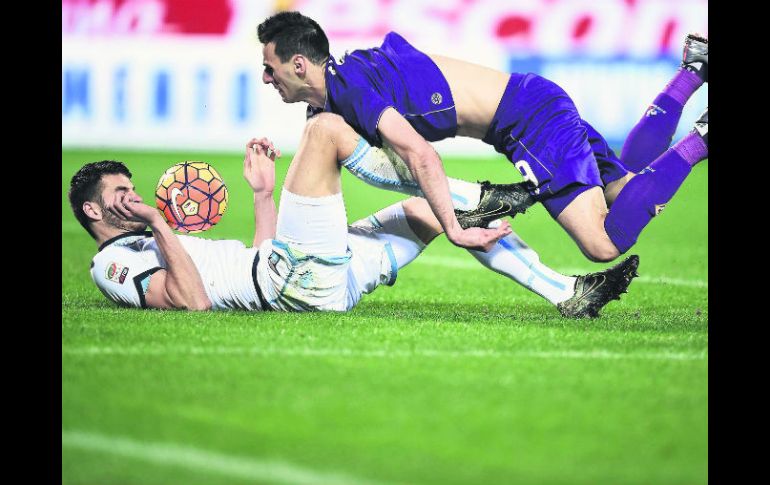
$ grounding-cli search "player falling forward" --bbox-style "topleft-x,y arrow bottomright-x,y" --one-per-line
69,114 -> 638,316
257,13 -> 708,262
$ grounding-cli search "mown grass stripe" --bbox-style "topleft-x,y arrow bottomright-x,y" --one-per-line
63,346 -> 707,361
62,430 -> 391,485
412,255 -> 708,288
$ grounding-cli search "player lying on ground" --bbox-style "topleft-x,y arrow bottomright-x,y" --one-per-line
68,115 -> 638,316
257,13 -> 708,262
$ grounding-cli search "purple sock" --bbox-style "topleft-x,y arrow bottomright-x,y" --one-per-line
619,68 -> 703,173
673,131 -> 708,167
620,93 -> 684,172
604,149 -> 692,254
662,68 -> 703,105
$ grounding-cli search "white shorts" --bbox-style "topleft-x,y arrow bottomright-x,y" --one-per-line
256,189 -> 397,312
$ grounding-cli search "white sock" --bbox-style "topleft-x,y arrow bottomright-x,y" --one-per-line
350,203 -> 425,269
446,178 -> 482,211
341,138 -> 482,210
468,222 -> 576,305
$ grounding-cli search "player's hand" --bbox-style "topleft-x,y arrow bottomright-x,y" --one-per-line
244,137 -> 281,194
446,219 -> 512,252
105,192 -> 161,225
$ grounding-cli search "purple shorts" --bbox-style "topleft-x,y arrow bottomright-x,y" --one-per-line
483,73 -> 629,218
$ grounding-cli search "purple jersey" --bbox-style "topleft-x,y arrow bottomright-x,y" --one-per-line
308,32 -> 457,147
307,32 -> 630,219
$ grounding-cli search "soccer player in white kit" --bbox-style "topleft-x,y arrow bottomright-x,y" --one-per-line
70,113 -> 638,316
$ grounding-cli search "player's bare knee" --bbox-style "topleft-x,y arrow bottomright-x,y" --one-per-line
302,114 -> 330,141
304,113 -> 345,139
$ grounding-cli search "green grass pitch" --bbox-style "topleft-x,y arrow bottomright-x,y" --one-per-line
62,148 -> 707,485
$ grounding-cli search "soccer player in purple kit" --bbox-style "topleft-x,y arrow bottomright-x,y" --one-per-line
256,12 -> 708,264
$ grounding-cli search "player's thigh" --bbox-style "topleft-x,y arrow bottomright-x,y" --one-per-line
325,113 -> 363,160
284,115 -> 344,197
304,112 -> 361,159
556,186 -> 620,262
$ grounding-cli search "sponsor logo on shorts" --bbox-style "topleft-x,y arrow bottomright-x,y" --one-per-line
431,92 -> 443,105
654,204 -> 666,216
106,262 -> 128,284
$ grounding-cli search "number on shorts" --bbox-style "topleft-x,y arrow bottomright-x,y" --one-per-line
514,160 -> 540,195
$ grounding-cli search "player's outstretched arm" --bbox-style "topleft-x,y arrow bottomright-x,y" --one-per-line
105,191 -> 212,311
377,108 -> 510,252
243,137 -> 280,247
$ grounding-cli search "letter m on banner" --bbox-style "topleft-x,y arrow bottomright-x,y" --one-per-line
63,68 -> 90,117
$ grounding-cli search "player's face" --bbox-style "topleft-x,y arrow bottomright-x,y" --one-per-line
98,174 -> 147,232
262,42 -> 303,103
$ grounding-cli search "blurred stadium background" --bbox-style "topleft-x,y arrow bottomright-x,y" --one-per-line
62,0 -> 707,155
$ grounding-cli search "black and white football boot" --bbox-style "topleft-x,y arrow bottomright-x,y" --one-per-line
455,181 -> 536,229
557,255 -> 640,319
693,107 -> 708,148
682,33 -> 708,83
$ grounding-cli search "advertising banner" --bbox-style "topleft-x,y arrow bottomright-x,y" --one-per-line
62,0 -> 708,154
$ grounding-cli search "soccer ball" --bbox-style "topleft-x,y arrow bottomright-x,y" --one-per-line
155,161 -> 228,233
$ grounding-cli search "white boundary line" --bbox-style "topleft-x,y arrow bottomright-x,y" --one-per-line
62,430 -> 392,485
63,346 -> 707,361
412,256 -> 708,288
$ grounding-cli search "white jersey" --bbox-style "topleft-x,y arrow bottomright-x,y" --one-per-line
91,232 -> 265,311
89,183 -> 425,313
90,227 -> 399,313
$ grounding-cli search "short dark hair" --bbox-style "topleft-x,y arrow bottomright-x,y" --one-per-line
257,11 -> 329,65
68,160 -> 132,239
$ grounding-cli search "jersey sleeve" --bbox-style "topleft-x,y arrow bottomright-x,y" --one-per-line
332,86 -> 393,146
91,246 -> 164,309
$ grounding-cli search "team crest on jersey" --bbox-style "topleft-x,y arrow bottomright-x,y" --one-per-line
106,262 -> 129,284
645,104 -> 666,117
431,92 -> 443,105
